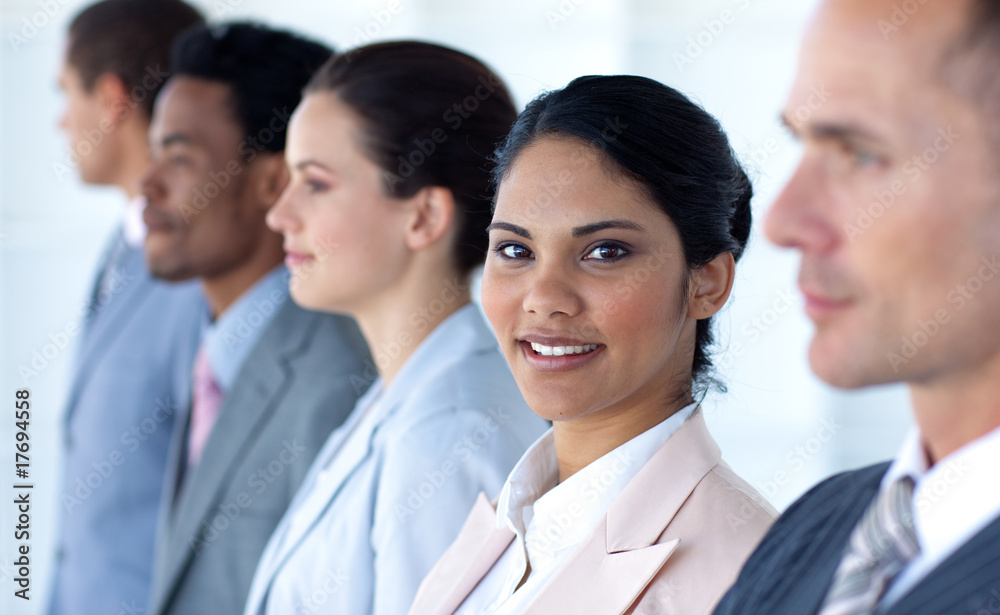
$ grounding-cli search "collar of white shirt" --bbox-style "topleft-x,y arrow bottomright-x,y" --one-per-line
124,195 -> 147,248
879,422 -> 1000,609
487,402 -> 699,609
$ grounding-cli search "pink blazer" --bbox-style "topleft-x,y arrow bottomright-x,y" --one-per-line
407,412 -> 778,615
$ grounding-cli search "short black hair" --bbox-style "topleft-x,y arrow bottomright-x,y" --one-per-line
494,75 -> 753,392
67,0 -> 204,119
305,41 -> 518,276
170,22 -> 334,156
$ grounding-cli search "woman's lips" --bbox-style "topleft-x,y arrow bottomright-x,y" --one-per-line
284,250 -> 315,268
518,339 -> 604,372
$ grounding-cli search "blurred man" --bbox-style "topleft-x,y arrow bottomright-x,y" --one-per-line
50,2 -> 205,614
714,1 -> 1000,614
141,23 -> 371,615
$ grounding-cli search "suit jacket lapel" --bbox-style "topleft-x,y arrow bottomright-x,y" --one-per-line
522,413 -> 717,615
886,514 -> 1000,614
524,520 -> 680,615
160,303 -> 314,598
65,247 -> 154,419
752,466 -> 885,615
414,493 -> 516,615
254,395 -> 384,590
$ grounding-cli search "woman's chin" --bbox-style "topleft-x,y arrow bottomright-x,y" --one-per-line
288,285 -> 335,314
522,394 -> 590,424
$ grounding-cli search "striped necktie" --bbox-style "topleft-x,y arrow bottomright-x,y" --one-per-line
817,476 -> 920,615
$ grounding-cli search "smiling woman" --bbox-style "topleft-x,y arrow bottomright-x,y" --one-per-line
408,75 -> 778,615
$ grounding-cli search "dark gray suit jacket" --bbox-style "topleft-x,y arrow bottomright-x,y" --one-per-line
148,300 -> 371,615
713,462 -> 1000,615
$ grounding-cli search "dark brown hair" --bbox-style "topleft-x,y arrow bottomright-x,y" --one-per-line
305,41 -> 518,276
66,0 -> 203,119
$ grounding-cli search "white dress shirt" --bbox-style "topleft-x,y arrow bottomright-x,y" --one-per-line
878,422 -> 1000,611
456,402 -> 699,615
242,304 -> 547,615
124,195 -> 147,248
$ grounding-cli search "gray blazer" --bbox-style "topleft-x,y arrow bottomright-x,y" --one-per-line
48,240 -> 203,615
148,300 -> 371,615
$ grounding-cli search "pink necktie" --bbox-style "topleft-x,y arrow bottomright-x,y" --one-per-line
187,347 -> 224,469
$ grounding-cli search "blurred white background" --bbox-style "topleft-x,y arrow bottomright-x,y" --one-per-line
0,0 -> 912,613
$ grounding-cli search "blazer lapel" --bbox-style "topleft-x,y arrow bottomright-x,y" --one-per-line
160,303 -> 314,597
258,397 -> 383,581
65,247 -> 154,418
886,514 -> 1000,614
414,493 -> 516,615
754,473 -> 884,615
523,521 -> 680,615
523,412 -> 720,615
246,385 -> 407,615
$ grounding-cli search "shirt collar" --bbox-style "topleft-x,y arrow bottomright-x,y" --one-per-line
123,195 -> 147,248
882,422 -> 1000,564
201,266 -> 290,392
496,403 -> 699,564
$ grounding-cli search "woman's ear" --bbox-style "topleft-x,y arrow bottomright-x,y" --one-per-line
404,186 -> 455,251
687,252 -> 736,320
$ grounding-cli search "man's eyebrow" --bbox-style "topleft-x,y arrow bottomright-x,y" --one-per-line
160,133 -> 195,147
572,219 -> 643,238
486,221 -> 531,239
780,113 -> 882,144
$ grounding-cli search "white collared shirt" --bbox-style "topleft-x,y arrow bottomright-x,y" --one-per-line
124,195 -> 147,248
456,402 -> 699,615
878,423 -> 1000,611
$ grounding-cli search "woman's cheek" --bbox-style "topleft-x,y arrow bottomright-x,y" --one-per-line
480,267 -> 510,317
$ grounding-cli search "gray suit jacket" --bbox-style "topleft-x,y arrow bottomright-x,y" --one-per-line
48,239 -> 204,615
713,462 -> 1000,614
148,300 -> 371,615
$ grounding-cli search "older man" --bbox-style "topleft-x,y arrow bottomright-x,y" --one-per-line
714,1 -> 1000,614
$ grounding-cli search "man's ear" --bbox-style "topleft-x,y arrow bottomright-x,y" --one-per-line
687,251 -> 736,320
93,73 -> 133,124
248,152 -> 291,210
403,186 -> 456,251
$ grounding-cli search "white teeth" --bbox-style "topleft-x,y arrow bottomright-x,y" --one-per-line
529,342 -> 598,357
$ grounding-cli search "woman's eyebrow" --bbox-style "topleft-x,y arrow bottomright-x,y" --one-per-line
486,221 -> 531,239
572,219 -> 643,237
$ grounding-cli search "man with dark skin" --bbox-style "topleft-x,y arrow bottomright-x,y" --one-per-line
140,23 -> 371,615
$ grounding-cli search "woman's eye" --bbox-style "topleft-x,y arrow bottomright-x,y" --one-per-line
494,243 -> 532,260
584,243 -> 628,261
305,179 -> 329,194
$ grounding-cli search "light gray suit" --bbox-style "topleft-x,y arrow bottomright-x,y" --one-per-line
148,300 -> 371,615
48,232 -> 204,615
